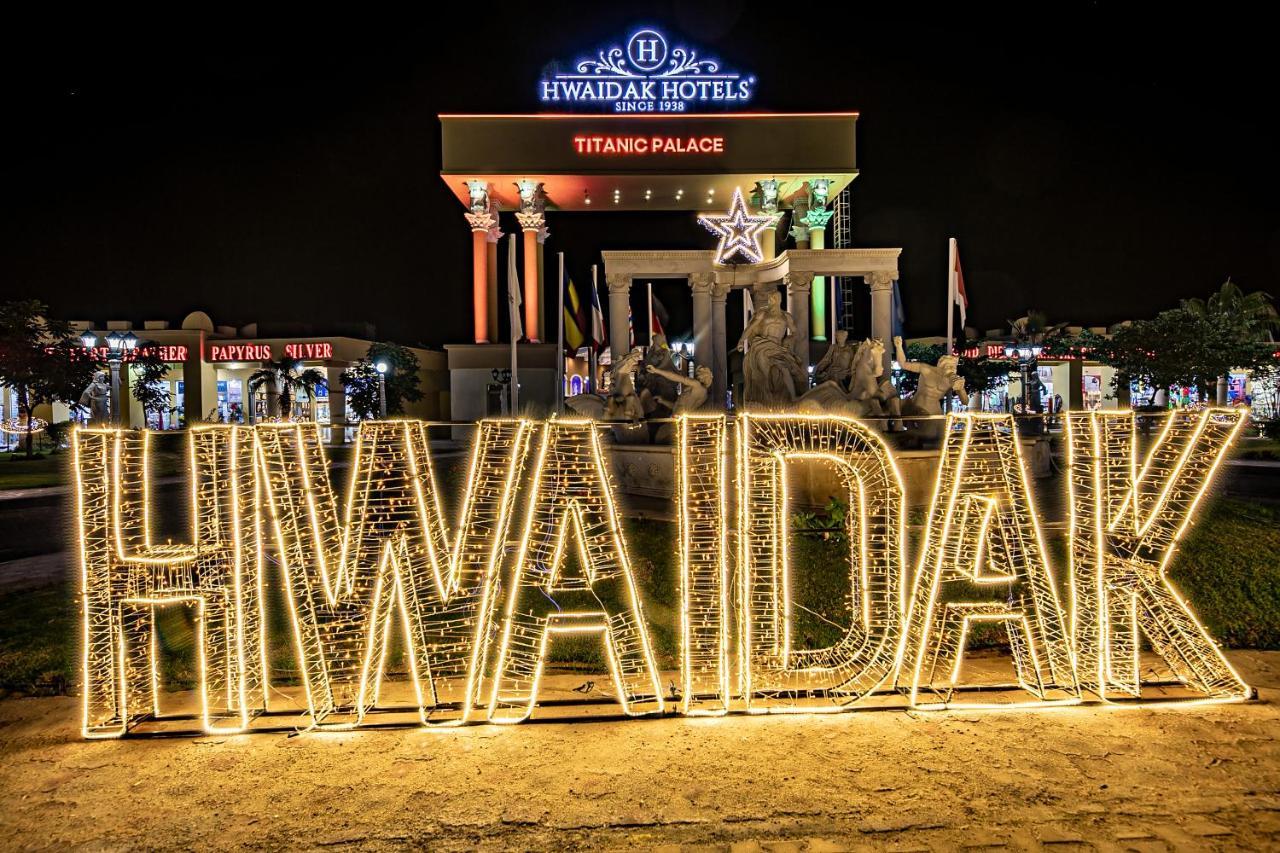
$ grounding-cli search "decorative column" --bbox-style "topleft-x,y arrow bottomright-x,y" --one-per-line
710,280 -> 731,409
516,211 -> 544,342
325,365 -> 347,444
486,215 -> 501,344
803,208 -> 834,342
536,224 -> 550,343
465,211 -> 496,343
606,273 -> 633,365
866,270 -> 896,375
689,273 -> 714,377
785,271 -> 814,374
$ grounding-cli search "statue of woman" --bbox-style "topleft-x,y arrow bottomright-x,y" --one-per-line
736,291 -> 807,407
79,371 -> 112,424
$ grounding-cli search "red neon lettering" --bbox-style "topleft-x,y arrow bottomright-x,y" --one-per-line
283,342 -> 333,360
574,135 -> 725,155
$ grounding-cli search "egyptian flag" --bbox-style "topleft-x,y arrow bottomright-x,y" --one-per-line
590,277 -> 606,352
949,237 -> 968,328
563,275 -> 587,356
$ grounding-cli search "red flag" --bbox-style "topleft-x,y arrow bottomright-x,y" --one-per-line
951,242 -> 968,328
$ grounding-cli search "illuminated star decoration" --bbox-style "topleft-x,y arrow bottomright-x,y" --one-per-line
698,187 -> 772,265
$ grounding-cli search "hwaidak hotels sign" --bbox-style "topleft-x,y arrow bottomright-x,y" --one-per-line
539,28 -> 755,113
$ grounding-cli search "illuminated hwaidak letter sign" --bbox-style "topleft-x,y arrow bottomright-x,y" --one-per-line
75,411 -> 1251,739
539,28 -> 755,113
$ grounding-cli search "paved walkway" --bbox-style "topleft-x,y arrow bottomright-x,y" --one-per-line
2,653 -> 1278,849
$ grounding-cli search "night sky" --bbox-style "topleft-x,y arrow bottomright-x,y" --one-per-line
3,6 -> 1276,349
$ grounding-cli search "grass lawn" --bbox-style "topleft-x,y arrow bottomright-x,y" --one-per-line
2,496 -> 1277,698
1235,437 -> 1280,462
0,452 -> 74,489
0,447 -> 187,490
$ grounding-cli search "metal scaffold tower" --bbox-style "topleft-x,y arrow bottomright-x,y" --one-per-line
833,186 -> 856,331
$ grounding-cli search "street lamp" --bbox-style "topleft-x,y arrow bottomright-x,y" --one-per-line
80,329 -> 136,425
1004,342 -> 1044,434
375,361 -> 388,419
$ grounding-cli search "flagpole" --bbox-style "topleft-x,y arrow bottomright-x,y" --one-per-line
556,252 -> 565,415
946,237 -> 957,356
647,281 -> 654,346
510,233 -> 520,414
589,264 -> 599,394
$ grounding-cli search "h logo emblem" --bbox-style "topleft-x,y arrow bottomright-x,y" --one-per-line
627,29 -> 667,72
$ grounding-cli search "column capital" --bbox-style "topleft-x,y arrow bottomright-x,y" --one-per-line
789,223 -> 810,243
465,212 -> 497,232
515,211 -> 545,231
606,273 -> 632,294
865,270 -> 896,291
536,224 -> 550,244
801,208 -> 834,230
711,281 -> 732,300
784,270 -> 815,292
688,272 -> 716,294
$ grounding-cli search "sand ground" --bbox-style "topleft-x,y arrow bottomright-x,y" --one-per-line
2,652 -> 1279,851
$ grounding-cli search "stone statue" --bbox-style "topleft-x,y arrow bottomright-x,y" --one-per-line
814,330 -> 857,389
603,349 -> 645,421
796,338 -> 900,426
848,338 -> 903,428
637,333 -> 679,419
647,365 -> 713,444
736,290 -> 807,407
79,371 -> 112,424
894,336 -> 966,441
647,365 -> 713,415
565,348 -> 648,442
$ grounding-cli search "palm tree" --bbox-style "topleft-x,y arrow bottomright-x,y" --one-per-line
1181,279 -> 1279,341
248,359 -> 326,420
1180,279 -> 1278,403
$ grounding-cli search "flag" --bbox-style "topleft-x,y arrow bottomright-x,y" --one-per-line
627,306 -> 635,349
563,274 -> 586,356
891,280 -> 905,340
949,238 -> 968,328
650,291 -> 667,338
589,275 -> 606,351
507,234 -> 523,342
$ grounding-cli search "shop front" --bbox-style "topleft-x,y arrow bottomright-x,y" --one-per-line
52,312 -> 448,438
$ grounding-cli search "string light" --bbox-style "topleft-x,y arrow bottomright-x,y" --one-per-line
897,414 -> 1078,709
736,414 -> 907,712
677,415 -> 732,714
697,186 -> 771,265
77,425 -> 264,738
488,419 -> 664,722
72,409 -> 1250,738
0,416 -> 47,435
1065,408 -> 1251,702
253,419 -> 533,729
